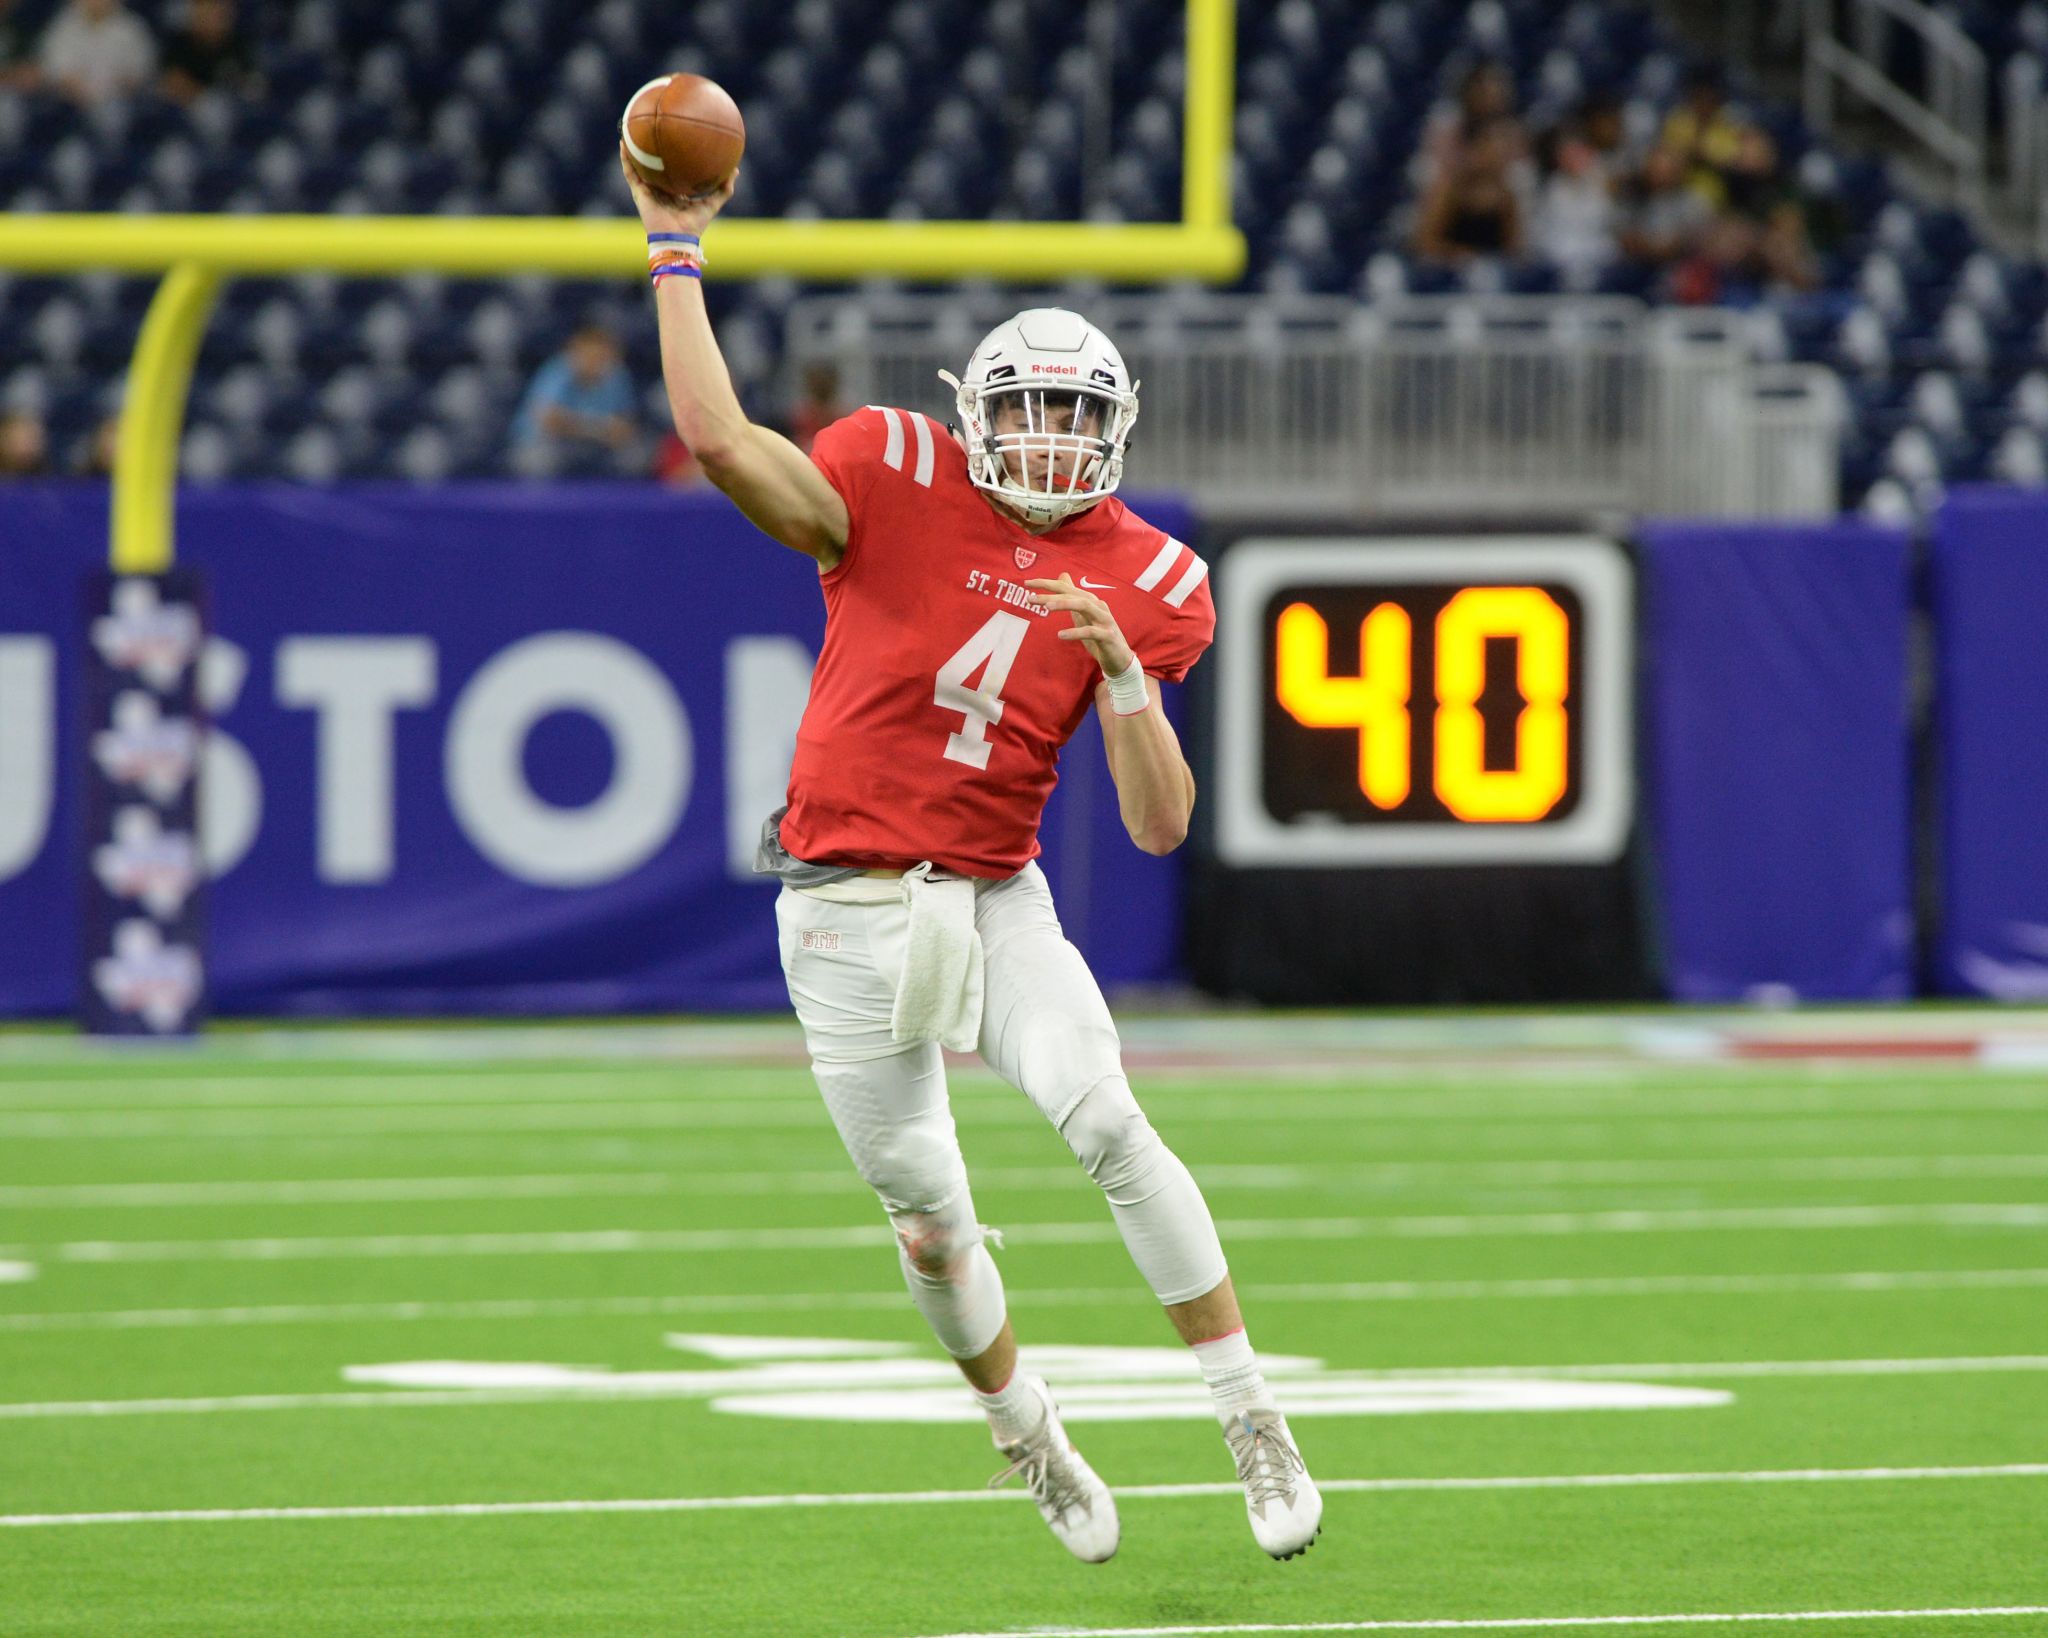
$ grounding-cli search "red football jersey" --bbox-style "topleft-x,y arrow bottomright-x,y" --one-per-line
779,405 -> 1215,878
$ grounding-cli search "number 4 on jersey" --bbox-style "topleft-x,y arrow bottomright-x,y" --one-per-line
934,610 -> 1030,769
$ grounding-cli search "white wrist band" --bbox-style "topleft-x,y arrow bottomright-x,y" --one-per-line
1104,653 -> 1150,715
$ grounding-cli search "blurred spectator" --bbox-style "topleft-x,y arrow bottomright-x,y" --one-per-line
1414,114 -> 1523,265
1660,64 -> 1748,209
1422,61 -> 1529,190
1576,91 -> 1627,167
0,0 -> 38,91
511,323 -> 638,472
1531,121 -> 1616,287
1706,127 -> 1820,292
785,363 -> 844,454
159,0 -> 256,105
36,0 -> 157,107
651,432 -> 706,487
79,414 -> 120,478
0,410 -> 52,478
1617,144 -> 1711,273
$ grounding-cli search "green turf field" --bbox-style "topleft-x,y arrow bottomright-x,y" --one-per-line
1,1014 -> 2045,1638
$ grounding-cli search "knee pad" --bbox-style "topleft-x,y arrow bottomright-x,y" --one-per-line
810,1061 -> 966,1213
1060,1078 -> 1228,1306
888,1194 -> 985,1285
1014,1013 -> 1125,1129
887,1191 -> 1008,1359
1058,1075 -> 1169,1204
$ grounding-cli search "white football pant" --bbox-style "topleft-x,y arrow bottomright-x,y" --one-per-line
775,862 -> 1228,1359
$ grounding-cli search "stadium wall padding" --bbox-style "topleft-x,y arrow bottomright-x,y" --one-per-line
0,484 -> 1196,1017
1637,518 -> 1914,1002
1929,487 -> 2048,998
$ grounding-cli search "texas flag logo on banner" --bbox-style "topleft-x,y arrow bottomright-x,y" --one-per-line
1014,547 -> 1037,570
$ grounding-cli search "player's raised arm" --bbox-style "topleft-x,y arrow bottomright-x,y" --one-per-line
619,148 -> 849,568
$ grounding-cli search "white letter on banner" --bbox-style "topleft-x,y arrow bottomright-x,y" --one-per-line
0,638 -> 54,882
724,637 -> 815,881
445,633 -> 690,887
277,637 -> 438,883
199,638 -> 261,879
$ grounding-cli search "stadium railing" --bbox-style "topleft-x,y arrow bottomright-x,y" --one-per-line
0,0 -> 1244,574
1802,0 -> 1988,215
787,293 -> 1843,521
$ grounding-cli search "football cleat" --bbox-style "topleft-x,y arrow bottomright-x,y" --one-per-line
1225,1408 -> 1323,1560
985,1376 -> 1120,1563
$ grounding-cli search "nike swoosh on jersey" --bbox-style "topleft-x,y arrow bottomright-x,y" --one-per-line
1079,578 -> 1115,590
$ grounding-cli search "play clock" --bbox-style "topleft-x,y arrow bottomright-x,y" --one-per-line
1213,537 -> 1635,866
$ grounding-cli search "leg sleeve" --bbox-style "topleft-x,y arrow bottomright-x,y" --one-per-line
776,885 -> 1008,1358
973,867 -> 1228,1306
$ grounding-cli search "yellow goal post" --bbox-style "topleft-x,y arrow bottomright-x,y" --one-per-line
0,0 -> 1241,574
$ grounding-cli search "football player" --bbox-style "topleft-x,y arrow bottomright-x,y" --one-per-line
624,152 -> 1322,1563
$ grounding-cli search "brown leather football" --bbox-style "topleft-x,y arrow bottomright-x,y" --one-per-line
620,73 -> 746,200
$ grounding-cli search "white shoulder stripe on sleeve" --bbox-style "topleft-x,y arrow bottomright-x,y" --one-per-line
910,411 -> 935,487
1163,553 -> 1210,608
869,406 -> 905,471
1134,536 -> 1183,591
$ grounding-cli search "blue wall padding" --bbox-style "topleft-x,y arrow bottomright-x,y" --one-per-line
1639,519 -> 1913,1001
1930,487 -> 2048,997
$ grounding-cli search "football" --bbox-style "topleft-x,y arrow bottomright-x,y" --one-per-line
620,73 -> 746,200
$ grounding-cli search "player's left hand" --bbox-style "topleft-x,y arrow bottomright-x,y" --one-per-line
1025,575 -> 1135,678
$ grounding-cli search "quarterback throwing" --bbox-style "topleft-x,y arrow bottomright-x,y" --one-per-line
624,151 -> 1322,1564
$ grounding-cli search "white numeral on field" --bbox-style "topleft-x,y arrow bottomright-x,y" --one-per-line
934,611 -> 1029,769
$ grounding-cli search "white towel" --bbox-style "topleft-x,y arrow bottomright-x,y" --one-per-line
889,862 -> 984,1054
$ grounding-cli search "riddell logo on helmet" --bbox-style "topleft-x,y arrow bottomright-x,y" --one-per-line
1034,365 -> 1081,375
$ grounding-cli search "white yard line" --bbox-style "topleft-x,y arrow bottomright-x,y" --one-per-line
13,1202 -> 2048,1266
0,1359 -> 2043,1420
0,1289 -> 923,1331
0,1051 -> 2028,1101
7,1155 -> 2047,1210
1,1463 -> 2044,1528
6,1266 -> 2047,1333
2,1084 -> 2044,1139
0,1260 -> 34,1283
1241,1268 -> 2048,1303
673,1155 -> 2048,1193
919,1607 -> 2048,1638
0,1174 -> 676,1208
56,1270 -> 2048,1333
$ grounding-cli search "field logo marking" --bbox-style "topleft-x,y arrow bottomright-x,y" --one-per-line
342,1334 -> 1733,1422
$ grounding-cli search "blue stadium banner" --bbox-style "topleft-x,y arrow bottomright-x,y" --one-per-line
1637,519 -> 1913,1001
0,485 -> 1196,1018
1930,487 -> 2048,997
78,568 -> 209,1034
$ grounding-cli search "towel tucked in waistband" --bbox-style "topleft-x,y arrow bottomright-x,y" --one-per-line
791,862 -> 984,1054
889,862 -> 984,1054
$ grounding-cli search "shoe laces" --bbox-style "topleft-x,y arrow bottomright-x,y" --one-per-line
989,1427 -> 1092,1520
1228,1412 -> 1306,1511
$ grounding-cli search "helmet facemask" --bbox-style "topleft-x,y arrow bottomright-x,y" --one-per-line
941,336 -> 1139,526
986,385 -> 1116,509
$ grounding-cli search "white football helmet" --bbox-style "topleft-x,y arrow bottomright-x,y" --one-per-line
939,308 -> 1140,526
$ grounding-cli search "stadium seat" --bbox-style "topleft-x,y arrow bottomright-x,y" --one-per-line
180,422 -> 238,484
0,0 -> 2037,486
1991,425 -> 2048,483
281,425 -> 347,484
